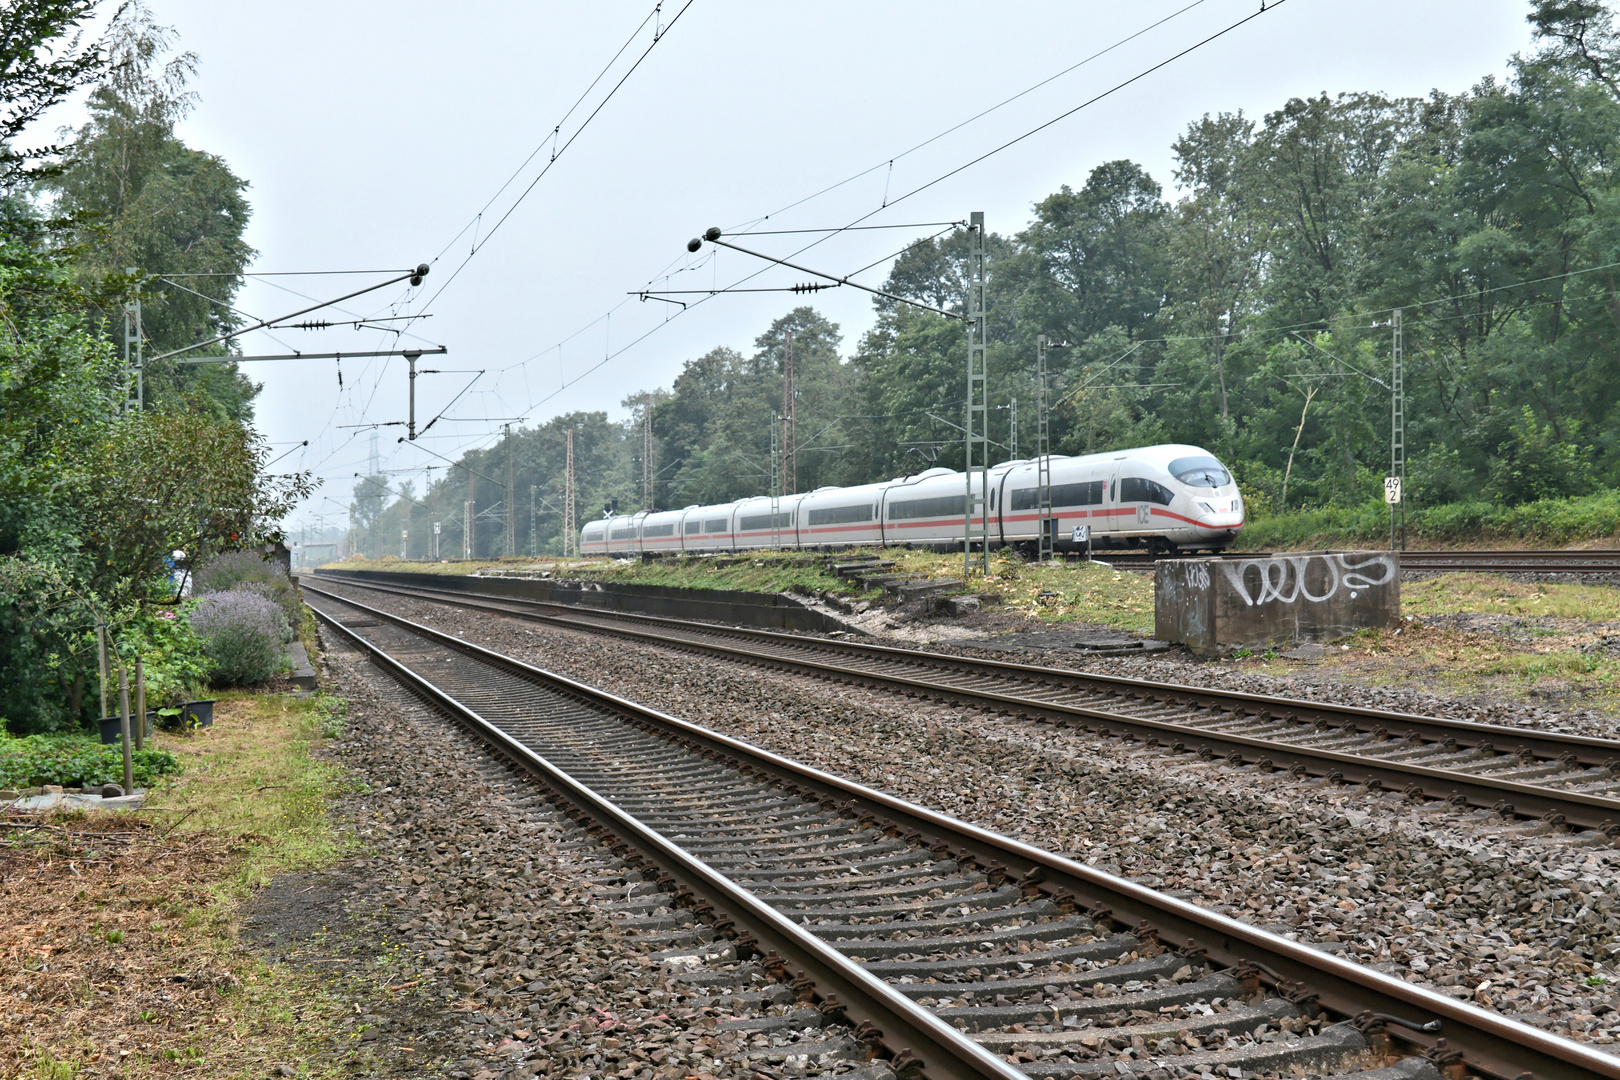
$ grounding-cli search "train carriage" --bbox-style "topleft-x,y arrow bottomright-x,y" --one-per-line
637,507 -> 687,555
729,494 -> 806,551
796,482 -> 888,548
578,442 -> 1243,558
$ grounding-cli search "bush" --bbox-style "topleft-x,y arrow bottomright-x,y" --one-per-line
188,590 -> 289,686
0,733 -> 180,789
1488,406 -> 1596,505
194,550 -> 302,631
1236,488 -> 1620,550
112,606 -> 213,708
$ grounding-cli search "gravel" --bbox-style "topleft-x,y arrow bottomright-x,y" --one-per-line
915,633 -> 1620,742
309,581 -> 1620,1051
312,629 -> 894,1080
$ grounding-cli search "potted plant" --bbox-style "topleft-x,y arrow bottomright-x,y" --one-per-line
180,699 -> 216,728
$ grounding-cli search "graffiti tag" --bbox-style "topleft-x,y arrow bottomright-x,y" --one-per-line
1221,552 -> 1396,607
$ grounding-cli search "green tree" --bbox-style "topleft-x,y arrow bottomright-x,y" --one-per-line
0,0 -> 104,190
48,1 -> 258,420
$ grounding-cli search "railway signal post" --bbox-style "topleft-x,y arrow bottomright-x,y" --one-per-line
964,211 -> 989,578
1390,307 -> 1405,551
1036,335 -> 1055,563
564,427 -> 576,558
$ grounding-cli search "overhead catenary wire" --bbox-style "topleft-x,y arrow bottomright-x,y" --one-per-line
453,1 -> 1253,429
416,0 -> 697,316
724,0 -> 1216,232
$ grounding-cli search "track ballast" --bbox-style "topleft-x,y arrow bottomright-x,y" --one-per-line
305,586 -> 1620,1080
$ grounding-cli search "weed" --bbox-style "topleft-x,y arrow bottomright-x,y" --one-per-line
103,929 -> 123,944
1587,975 -> 1610,986
0,734 -> 180,789
314,694 -> 349,739
30,1052 -> 78,1080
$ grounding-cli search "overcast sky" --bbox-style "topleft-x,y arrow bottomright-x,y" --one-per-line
43,0 -> 1539,529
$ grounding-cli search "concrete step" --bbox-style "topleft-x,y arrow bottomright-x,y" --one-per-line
831,559 -> 893,578
892,578 -> 964,600
856,573 -> 923,588
287,641 -> 318,691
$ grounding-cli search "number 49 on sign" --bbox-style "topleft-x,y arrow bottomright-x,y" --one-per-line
1384,476 -> 1402,505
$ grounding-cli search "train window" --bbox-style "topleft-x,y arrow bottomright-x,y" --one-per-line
643,523 -> 675,537
582,522 -> 606,538
705,518 -> 730,532
1010,481 -> 1103,510
1119,477 -> 1175,505
990,488 -> 997,511
738,511 -> 794,531
807,504 -> 872,526
889,495 -> 966,520
1168,455 -> 1231,488
609,526 -> 636,539
685,520 -> 701,534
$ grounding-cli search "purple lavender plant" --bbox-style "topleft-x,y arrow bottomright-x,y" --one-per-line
188,589 -> 291,686
194,550 -> 302,630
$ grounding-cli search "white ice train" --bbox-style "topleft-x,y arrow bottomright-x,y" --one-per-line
579,443 -> 1244,557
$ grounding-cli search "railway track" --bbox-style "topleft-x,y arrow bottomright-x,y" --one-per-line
1096,550 -> 1620,574
306,586 -> 1620,1080
305,574 -> 1620,835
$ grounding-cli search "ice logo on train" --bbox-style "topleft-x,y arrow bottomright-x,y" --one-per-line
581,444 -> 1244,556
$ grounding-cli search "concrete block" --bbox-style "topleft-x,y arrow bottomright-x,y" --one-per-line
286,641 -> 318,692
893,578 -> 964,601
1155,550 -> 1400,655
931,595 -> 980,616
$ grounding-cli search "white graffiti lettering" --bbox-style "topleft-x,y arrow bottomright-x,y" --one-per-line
1220,552 -> 1396,607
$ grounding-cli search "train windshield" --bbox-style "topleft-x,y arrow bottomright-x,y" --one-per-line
1168,455 -> 1231,488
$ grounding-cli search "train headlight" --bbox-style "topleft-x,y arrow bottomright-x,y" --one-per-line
1199,501 -> 1216,515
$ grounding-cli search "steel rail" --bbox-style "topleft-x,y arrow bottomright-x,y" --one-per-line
1097,549 -> 1620,573
304,576 -> 1620,832
305,586 -> 1620,1080
310,595 -> 1026,1080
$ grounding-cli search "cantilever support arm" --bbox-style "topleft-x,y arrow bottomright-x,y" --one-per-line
693,229 -> 963,322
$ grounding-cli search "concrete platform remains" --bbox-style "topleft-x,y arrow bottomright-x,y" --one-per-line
1155,550 -> 1400,656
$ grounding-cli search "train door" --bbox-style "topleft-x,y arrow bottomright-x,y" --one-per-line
1101,468 -> 1122,535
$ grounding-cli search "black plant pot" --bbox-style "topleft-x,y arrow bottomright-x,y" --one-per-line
181,699 -> 216,728
99,713 -> 159,744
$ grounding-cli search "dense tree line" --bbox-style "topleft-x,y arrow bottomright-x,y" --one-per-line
375,1 -> 1620,558
0,3 -> 301,732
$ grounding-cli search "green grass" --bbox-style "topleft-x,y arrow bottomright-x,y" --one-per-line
1239,489 -> 1620,550
1402,573 -> 1620,621
145,690 -> 361,891
322,547 -> 1162,630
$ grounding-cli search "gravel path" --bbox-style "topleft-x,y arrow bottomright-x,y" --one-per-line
309,581 -> 1620,1052
311,631 -> 893,1080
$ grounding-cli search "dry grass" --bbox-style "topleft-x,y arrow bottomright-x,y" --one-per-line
1240,622 -> 1620,713
0,693 -> 362,1080
1403,573 -> 1620,622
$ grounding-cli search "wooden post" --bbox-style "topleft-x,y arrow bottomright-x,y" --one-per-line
134,656 -> 145,751
117,667 -> 133,794
96,623 -> 109,722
